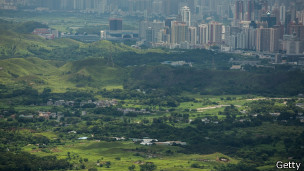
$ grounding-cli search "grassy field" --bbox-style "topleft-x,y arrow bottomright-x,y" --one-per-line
176,94 -> 255,119
0,57 -> 125,93
23,139 -> 238,171
20,122 -> 304,171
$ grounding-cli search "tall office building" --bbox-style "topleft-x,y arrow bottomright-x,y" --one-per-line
146,27 -> 154,43
208,21 -> 222,44
198,24 -> 209,44
235,0 -> 244,21
270,28 -> 280,53
247,0 -> 255,21
181,6 -> 191,27
279,4 -> 286,24
152,20 -> 165,43
236,31 -> 246,49
248,28 -> 257,50
188,26 -> 197,45
171,21 -> 188,44
256,27 -> 271,52
226,26 -> 256,51
139,20 -> 165,41
238,28 -> 248,50
290,2 -> 296,22
139,20 -> 150,40
109,18 -> 123,31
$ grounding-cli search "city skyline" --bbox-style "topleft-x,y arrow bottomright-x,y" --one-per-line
1,0 -> 304,55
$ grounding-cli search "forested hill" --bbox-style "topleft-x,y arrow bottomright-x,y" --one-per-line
0,19 -> 234,67
0,20 -> 304,97
125,65 -> 304,96
0,56 -> 304,97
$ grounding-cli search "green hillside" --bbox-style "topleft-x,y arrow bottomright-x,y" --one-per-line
0,32 -> 81,59
0,20 -> 82,58
1,19 -> 304,97
0,57 -> 125,93
0,19 -> 167,62
62,58 -> 126,89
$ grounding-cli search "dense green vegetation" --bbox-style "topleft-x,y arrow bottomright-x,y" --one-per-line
0,151 -> 69,171
1,19 -> 304,171
126,65 -> 304,96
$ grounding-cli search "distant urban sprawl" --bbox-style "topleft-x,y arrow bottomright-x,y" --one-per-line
2,0 -> 304,58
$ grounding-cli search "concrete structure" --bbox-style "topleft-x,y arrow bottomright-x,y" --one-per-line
270,28 -> 280,53
188,26 -> 197,45
235,0 -> 244,21
208,21 -> 222,44
181,6 -> 191,27
146,27 -> 154,43
171,21 -> 188,44
109,18 -> 122,31
282,34 -> 304,54
280,5 -> 286,24
256,27 -> 271,52
198,24 -> 208,45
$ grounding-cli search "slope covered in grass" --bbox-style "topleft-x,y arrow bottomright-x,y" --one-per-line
61,58 -> 127,88
0,57 -> 126,92
0,19 -> 82,59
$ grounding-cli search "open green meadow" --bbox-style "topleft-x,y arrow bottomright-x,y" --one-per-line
23,139 -> 238,171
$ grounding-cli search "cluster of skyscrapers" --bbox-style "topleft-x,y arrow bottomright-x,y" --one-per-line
225,0 -> 304,55
138,18 -> 225,49
1,0 -> 304,55
136,0 -> 304,55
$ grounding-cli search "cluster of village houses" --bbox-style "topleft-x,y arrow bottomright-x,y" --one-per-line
4,98 -> 304,125
16,98 -> 155,120
32,28 -> 59,40
18,111 -> 62,121
16,99 -> 118,120
46,99 -> 118,107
